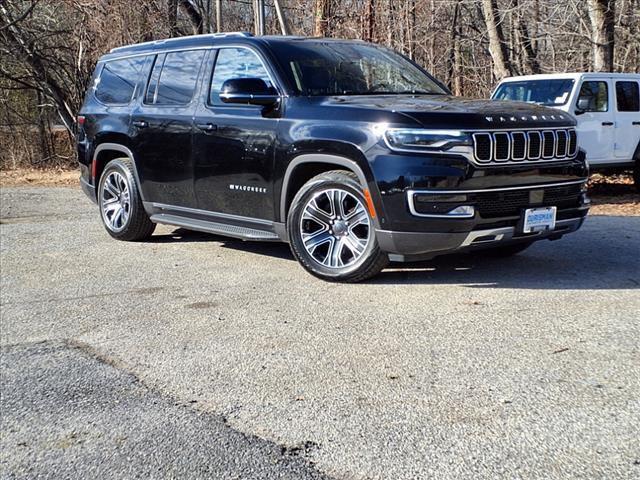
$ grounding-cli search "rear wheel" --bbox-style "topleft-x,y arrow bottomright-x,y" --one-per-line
98,158 -> 155,241
287,170 -> 388,282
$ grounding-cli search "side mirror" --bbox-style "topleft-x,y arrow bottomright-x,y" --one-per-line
219,78 -> 279,106
575,97 -> 590,115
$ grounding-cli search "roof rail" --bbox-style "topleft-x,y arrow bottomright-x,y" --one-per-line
109,32 -> 254,53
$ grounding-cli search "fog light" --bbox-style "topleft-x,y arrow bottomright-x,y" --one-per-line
447,205 -> 475,217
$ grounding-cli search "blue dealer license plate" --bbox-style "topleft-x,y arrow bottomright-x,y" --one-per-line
523,207 -> 556,233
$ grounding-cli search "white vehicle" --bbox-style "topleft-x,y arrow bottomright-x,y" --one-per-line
492,73 -> 640,191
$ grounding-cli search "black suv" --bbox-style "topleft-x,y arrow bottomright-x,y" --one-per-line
78,33 -> 589,282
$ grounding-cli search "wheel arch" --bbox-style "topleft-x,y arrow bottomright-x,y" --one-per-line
279,154 -> 372,223
92,143 -> 145,202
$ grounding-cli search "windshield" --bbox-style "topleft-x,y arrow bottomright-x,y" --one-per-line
268,41 -> 447,96
493,79 -> 575,106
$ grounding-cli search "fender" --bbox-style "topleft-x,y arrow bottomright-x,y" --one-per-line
280,153 -> 372,224
92,143 -> 145,202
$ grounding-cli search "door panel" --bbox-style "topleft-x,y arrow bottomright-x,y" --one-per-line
574,79 -> 614,165
192,47 -> 279,220
130,50 -> 206,207
614,79 -> 640,160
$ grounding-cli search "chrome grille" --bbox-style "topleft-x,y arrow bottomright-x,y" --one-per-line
473,128 -> 578,165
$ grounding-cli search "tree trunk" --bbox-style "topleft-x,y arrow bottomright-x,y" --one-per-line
167,0 -> 178,37
481,0 -> 512,80
179,0 -> 204,35
588,0 -> 615,71
314,0 -> 331,37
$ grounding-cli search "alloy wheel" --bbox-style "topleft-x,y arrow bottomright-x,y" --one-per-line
299,188 -> 372,269
100,171 -> 130,232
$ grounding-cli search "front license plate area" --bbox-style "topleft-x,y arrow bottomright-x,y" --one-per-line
522,207 -> 557,233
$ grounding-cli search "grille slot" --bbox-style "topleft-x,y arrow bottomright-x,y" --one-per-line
556,130 -> 568,157
527,131 -> 542,159
472,128 -> 577,164
542,131 -> 556,158
493,133 -> 510,161
567,130 -> 578,156
473,133 -> 492,162
511,132 -> 527,160
473,184 -> 583,218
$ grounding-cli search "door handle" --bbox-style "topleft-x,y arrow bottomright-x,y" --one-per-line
196,123 -> 218,132
132,120 -> 148,128
601,121 -> 614,126
632,121 -> 640,126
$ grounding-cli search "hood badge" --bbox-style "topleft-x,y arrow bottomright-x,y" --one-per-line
485,113 -> 562,123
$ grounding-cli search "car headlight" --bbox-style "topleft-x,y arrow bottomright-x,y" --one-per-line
384,129 -> 472,151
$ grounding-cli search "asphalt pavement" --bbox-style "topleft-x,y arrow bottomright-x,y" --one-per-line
1,186 -> 639,479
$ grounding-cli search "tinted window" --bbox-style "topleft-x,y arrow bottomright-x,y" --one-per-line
266,41 -> 446,96
146,50 -> 206,105
493,79 -> 574,106
616,81 -> 640,112
210,48 -> 274,104
577,81 -> 608,112
96,57 -> 147,104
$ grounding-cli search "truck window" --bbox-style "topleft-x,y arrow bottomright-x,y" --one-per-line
577,81 -> 608,112
95,56 -> 148,105
209,48 -> 274,105
145,50 -> 206,105
492,79 -> 574,106
616,81 -> 639,112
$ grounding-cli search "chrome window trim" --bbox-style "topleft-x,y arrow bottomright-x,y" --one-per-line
510,131 -> 527,161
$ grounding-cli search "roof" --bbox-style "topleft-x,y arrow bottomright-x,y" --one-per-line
104,33 -> 366,59
499,72 -> 640,82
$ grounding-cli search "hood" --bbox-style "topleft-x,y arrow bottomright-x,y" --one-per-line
315,94 -> 576,130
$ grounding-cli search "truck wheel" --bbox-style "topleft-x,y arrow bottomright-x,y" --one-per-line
98,158 -> 156,241
479,241 -> 534,257
287,170 -> 388,282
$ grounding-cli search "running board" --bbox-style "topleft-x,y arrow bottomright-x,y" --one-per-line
149,213 -> 280,241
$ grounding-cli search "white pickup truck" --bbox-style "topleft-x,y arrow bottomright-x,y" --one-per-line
492,73 -> 640,191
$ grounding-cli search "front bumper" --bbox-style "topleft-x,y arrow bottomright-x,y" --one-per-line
376,215 -> 586,262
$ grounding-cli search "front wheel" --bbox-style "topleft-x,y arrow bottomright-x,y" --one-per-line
287,170 -> 388,282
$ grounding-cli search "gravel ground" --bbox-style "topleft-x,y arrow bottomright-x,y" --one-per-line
1,187 -> 639,479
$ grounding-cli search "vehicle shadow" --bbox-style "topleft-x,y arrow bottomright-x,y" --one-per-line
149,217 -> 639,290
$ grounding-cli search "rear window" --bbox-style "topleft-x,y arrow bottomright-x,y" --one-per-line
616,81 -> 640,112
95,57 -> 148,104
145,50 -> 206,105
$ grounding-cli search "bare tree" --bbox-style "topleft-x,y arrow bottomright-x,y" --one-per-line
481,0 -> 512,79
588,0 -> 615,71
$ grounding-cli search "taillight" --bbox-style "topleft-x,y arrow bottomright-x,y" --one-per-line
77,115 -> 86,128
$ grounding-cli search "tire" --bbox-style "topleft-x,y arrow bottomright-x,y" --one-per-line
287,170 -> 388,282
97,157 -> 156,241
479,241 -> 534,257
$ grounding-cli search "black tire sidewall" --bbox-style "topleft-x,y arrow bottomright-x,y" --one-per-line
98,158 -> 144,239
287,172 -> 383,281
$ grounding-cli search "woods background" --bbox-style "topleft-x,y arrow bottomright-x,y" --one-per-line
1,0 -> 638,169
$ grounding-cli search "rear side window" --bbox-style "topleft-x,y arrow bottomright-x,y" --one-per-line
95,57 -> 147,104
145,50 -> 206,105
577,81 -> 608,112
616,81 -> 639,112
209,48 -> 274,104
